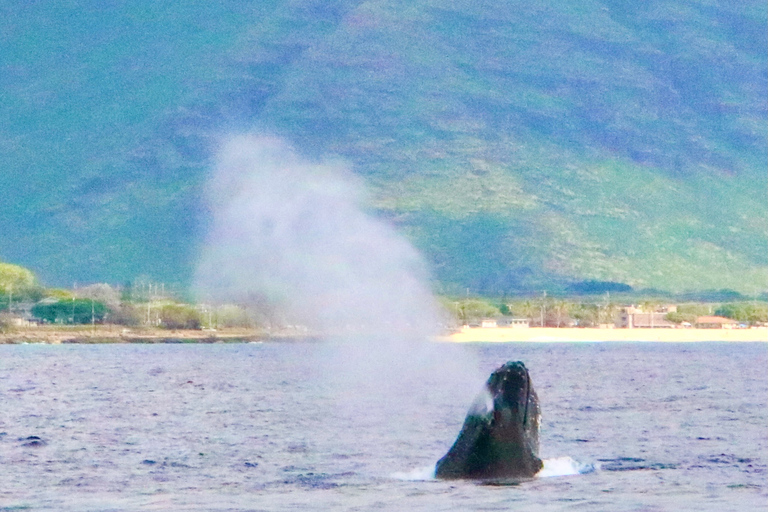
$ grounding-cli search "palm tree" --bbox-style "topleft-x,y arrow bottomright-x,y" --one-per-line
552,300 -> 572,328
599,301 -> 619,326
518,300 -> 539,326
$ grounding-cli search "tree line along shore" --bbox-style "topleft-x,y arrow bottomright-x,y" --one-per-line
1,261 -> 766,344
3,324 -> 766,345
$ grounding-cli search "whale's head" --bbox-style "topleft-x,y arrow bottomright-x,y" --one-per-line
486,362 -> 537,424
435,361 -> 542,480
480,361 -> 541,478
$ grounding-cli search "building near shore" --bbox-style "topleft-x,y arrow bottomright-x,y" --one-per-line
618,306 -> 677,328
1,314 -> 38,328
496,318 -> 530,328
695,316 -> 739,329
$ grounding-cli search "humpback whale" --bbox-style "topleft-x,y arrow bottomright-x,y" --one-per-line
435,361 -> 542,481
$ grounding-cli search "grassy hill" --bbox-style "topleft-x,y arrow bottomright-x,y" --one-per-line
1,0 -> 766,294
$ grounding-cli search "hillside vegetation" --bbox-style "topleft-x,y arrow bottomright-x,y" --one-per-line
1,0 -> 766,294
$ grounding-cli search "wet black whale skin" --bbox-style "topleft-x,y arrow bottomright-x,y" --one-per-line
435,361 -> 542,481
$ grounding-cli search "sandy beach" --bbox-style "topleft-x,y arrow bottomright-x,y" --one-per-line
2,325 -> 766,344
442,326 -> 768,343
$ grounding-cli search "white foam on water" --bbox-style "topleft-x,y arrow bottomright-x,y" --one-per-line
537,456 -> 594,478
390,465 -> 437,481
392,457 -> 594,481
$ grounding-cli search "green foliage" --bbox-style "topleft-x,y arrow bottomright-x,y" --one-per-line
158,304 -> 201,330
569,303 -> 600,327
0,262 -> 36,292
0,262 -> 43,307
0,313 -> 11,332
504,300 -> 541,322
32,299 -> 108,324
211,305 -> 256,329
676,304 -> 713,316
665,303 -> 712,324
715,303 -> 768,324
108,303 -> 145,327
665,312 -> 698,325
545,300 -> 573,328
45,288 -> 76,300
443,298 -> 501,325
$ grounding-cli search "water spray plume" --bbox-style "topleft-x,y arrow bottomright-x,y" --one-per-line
195,134 -> 440,343
195,133 -> 481,463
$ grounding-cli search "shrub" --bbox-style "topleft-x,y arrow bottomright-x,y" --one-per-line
0,313 -> 12,332
213,304 -> 256,329
158,304 -> 201,330
715,302 -> 768,324
665,311 -> 698,324
109,303 -> 145,326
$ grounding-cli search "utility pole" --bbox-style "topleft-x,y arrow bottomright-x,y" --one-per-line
147,283 -> 152,326
454,302 -> 460,327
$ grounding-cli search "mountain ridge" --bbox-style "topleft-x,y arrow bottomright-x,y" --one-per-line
1,0 -> 765,294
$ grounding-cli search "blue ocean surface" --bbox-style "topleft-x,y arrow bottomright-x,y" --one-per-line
0,341 -> 765,511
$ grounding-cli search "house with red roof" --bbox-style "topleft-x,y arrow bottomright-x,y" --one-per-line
695,316 -> 739,329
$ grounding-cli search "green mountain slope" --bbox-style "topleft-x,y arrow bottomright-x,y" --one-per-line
1,0 -> 766,294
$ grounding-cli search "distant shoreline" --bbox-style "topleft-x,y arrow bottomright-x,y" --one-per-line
0,326 -> 303,345
441,326 -> 768,343
1,325 -> 766,344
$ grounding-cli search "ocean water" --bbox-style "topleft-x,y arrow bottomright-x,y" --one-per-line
0,341 -> 765,511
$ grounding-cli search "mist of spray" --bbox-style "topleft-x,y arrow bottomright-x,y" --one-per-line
195,134 -> 480,458
195,135 -> 440,339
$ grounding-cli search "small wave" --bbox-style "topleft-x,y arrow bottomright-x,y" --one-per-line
537,456 -> 595,478
391,465 -> 436,481
392,457 -> 593,481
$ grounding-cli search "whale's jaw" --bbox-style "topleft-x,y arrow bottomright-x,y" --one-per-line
435,361 -> 542,481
